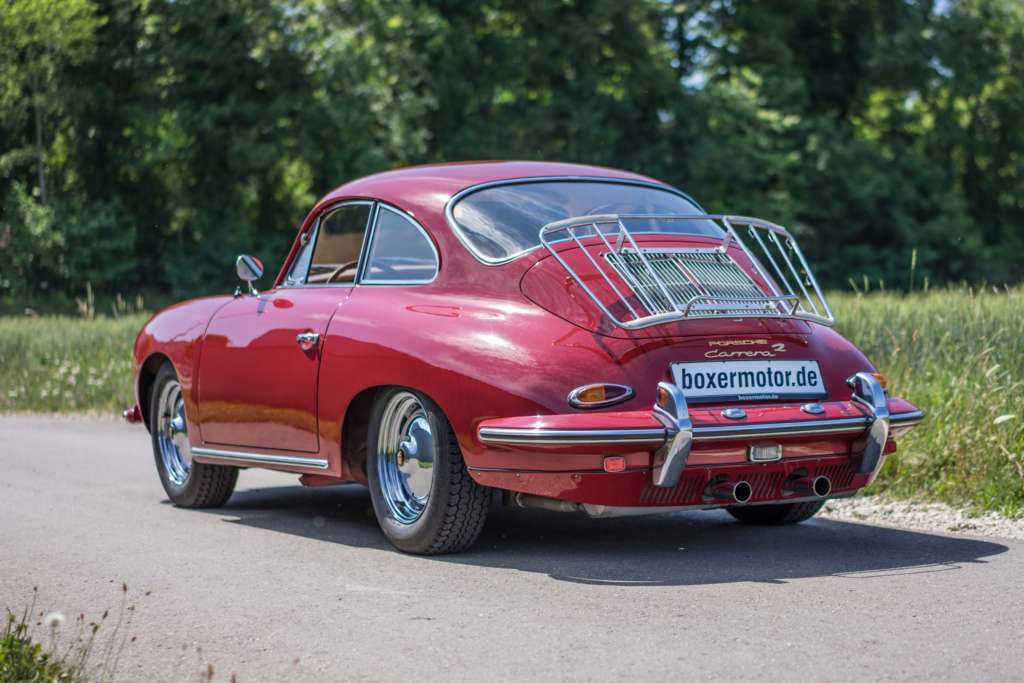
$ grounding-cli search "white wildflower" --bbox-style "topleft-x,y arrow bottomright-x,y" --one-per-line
44,612 -> 65,629
994,414 -> 1015,425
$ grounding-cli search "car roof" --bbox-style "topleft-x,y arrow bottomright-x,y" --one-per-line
316,161 -> 668,214
276,161 -> 678,288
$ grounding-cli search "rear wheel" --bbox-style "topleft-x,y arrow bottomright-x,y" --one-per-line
150,363 -> 237,507
726,500 -> 825,525
367,388 -> 489,554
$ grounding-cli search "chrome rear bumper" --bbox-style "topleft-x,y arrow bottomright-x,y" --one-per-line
477,373 -> 923,489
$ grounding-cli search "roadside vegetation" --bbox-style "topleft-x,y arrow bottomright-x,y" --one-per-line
0,287 -> 1021,514
832,285 -> 1023,516
3,1 -> 1023,313
1,612 -> 87,683
0,312 -> 147,415
1,585 -> 139,683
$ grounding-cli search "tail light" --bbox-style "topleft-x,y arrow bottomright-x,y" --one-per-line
568,383 -> 634,409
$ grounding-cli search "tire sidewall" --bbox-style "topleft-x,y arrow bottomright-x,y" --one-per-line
150,363 -> 200,506
367,387 -> 455,553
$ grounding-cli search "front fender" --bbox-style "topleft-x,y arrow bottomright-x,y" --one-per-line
132,296 -> 233,436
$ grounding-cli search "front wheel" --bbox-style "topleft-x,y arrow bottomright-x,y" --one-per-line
367,388 -> 489,554
150,363 -> 237,508
726,500 -> 825,525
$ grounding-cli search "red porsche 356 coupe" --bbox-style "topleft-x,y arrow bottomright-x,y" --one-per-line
126,161 -> 923,554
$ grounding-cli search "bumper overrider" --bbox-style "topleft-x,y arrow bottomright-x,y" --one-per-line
475,373 -> 923,509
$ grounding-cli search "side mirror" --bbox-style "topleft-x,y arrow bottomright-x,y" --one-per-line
235,254 -> 263,296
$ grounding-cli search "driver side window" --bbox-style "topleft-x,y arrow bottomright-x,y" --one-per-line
304,202 -> 372,285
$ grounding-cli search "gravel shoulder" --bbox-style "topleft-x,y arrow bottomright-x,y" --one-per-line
821,495 -> 1024,541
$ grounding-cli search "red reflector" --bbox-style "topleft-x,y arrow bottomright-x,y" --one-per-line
603,456 -> 627,473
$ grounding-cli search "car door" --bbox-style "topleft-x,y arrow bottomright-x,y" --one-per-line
197,201 -> 373,453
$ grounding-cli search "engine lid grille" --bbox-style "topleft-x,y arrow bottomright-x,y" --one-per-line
605,249 -> 775,316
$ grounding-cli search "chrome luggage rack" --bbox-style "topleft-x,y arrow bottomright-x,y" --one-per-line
538,214 -> 834,329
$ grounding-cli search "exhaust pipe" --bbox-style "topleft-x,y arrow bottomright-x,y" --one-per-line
707,479 -> 752,503
785,475 -> 831,497
511,492 -> 582,514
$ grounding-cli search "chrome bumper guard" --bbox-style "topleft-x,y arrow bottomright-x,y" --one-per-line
477,374 -> 922,489
650,374 -> 896,488
651,383 -> 693,487
847,372 -> 890,475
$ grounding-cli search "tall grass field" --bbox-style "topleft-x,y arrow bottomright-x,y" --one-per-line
0,313 -> 148,415
830,287 -> 1023,515
1,288 -> 1021,514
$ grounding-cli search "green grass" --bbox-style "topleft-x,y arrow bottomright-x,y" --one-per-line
0,313 -> 149,415
1,614 -> 88,683
831,286 -> 1024,515
1,611 -> 87,683
0,288 -> 1021,514
2,584 -> 153,683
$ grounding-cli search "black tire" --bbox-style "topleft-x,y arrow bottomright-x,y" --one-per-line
367,388 -> 489,555
726,500 -> 826,525
150,363 -> 237,508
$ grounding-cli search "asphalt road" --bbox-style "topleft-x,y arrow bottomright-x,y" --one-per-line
2,415 -> 1023,682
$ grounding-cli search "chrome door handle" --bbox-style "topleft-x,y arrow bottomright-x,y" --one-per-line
296,332 -> 319,346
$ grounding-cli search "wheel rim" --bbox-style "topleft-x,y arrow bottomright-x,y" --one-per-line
376,392 -> 435,524
156,379 -> 192,486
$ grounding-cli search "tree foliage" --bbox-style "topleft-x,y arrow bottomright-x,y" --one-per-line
0,0 -> 1021,309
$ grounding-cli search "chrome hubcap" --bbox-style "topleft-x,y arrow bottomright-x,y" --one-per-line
376,393 -> 435,524
156,379 -> 192,486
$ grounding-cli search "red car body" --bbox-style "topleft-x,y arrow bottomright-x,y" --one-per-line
129,161 -> 922,552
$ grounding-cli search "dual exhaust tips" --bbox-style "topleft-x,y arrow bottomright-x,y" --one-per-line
510,471 -> 833,514
705,472 -> 831,504
786,474 -> 832,498
707,479 -> 754,504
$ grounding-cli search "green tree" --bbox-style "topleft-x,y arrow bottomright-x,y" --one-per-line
416,0 -> 678,168
0,0 -> 101,204
0,0 -> 102,305
675,0 -> 1013,287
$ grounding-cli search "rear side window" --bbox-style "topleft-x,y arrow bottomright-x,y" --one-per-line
362,206 -> 438,284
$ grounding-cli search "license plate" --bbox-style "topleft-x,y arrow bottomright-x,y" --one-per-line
671,360 -> 826,402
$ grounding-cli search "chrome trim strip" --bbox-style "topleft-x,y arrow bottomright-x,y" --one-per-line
192,446 -> 329,469
693,417 -> 871,440
353,201 -> 380,284
478,410 -> 924,447
478,427 -> 667,445
443,176 -> 708,265
889,409 -> 925,425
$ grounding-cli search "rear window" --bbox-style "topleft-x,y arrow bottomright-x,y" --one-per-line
449,180 -> 721,262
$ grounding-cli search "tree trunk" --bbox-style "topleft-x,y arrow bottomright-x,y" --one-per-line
33,72 -> 47,205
